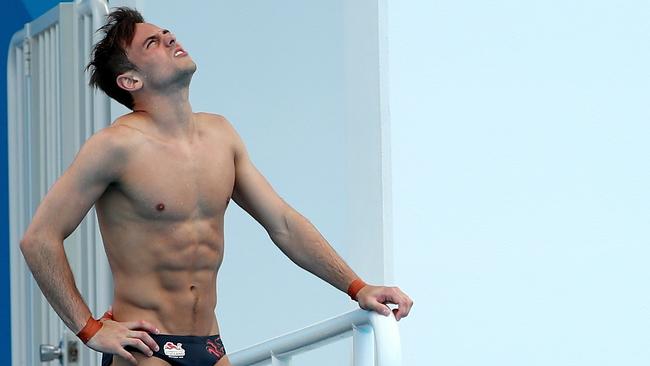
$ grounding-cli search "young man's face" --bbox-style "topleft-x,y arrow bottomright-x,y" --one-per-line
125,22 -> 196,91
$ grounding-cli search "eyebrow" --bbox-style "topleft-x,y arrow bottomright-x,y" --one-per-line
142,29 -> 170,48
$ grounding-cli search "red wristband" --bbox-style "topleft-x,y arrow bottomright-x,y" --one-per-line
77,315 -> 103,344
347,278 -> 368,301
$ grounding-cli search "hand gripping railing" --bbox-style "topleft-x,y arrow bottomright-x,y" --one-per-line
228,309 -> 401,366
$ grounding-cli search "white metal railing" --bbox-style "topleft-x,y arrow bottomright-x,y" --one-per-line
228,309 -> 401,366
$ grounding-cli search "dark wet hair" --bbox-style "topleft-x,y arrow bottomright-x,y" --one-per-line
87,7 -> 144,110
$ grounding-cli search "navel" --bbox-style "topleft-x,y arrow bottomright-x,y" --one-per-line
190,285 -> 199,323
156,203 -> 165,211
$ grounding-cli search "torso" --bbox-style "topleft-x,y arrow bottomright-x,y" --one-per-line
95,112 -> 234,335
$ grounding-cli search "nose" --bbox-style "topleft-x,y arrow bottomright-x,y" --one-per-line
162,30 -> 176,47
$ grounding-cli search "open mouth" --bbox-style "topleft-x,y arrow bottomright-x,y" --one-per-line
174,49 -> 187,57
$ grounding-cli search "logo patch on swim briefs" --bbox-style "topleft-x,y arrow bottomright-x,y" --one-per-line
206,337 -> 225,359
163,342 -> 185,359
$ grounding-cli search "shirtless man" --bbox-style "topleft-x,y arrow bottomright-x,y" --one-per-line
19,7 -> 413,366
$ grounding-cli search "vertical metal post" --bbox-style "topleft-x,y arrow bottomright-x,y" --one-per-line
271,354 -> 292,366
352,324 -> 374,366
369,312 -> 402,366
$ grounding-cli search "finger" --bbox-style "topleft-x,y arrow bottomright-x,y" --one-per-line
129,330 -> 160,352
125,320 -> 160,334
366,300 -> 391,316
389,296 -> 406,321
376,287 -> 403,304
116,348 -> 138,365
122,338 -> 154,357
395,290 -> 413,320
377,288 -> 411,320
403,296 -> 414,318
392,294 -> 413,321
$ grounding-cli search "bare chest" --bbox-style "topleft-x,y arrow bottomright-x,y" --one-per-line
115,138 -> 235,220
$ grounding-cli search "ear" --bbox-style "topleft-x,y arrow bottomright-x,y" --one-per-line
116,71 -> 143,92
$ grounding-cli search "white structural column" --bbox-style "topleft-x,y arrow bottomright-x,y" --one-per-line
342,0 -> 392,286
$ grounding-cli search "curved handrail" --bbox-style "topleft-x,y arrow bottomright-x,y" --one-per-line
228,309 -> 401,366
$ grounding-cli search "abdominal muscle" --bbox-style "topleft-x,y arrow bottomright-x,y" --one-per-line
97,198 -> 226,336
112,267 -> 221,336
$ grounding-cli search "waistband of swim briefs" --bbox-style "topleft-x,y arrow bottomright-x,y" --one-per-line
151,333 -> 222,343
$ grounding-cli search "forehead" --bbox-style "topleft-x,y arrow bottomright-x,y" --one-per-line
130,22 -> 164,45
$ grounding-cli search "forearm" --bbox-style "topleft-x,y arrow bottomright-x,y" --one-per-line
270,209 -> 360,293
20,235 -> 93,333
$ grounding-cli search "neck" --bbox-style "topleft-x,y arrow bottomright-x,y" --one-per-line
132,87 -> 195,139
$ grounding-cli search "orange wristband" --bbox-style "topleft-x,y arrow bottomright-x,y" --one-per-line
77,315 -> 103,344
347,278 -> 368,301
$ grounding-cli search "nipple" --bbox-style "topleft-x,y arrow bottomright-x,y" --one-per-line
156,203 -> 165,211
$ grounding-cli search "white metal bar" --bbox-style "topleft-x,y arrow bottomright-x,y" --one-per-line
8,26 -> 28,366
55,23 -> 61,176
29,5 -> 61,36
38,29 -> 49,347
353,324 -> 374,366
55,21 -> 65,340
77,0 -> 111,131
7,32 -> 17,366
368,308 -> 401,365
271,355 -> 292,366
23,24 -> 36,365
79,0 -> 114,323
228,309 -> 401,366
47,25 -> 58,345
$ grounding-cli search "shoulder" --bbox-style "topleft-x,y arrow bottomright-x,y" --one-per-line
195,112 -> 244,144
87,117 -> 145,154
74,115 -> 148,174
195,112 -> 249,163
195,112 -> 233,130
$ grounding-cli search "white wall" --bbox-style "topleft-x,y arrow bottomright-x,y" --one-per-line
110,1 -> 389,364
389,1 -> 650,365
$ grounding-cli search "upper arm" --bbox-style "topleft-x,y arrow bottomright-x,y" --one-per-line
22,126 -> 130,243
222,116 -> 291,237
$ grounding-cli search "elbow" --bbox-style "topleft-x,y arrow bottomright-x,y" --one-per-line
268,207 -> 295,242
20,236 -> 34,257
19,230 -> 55,255
19,233 -> 37,255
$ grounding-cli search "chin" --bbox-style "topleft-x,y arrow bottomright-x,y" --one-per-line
187,61 -> 197,74
178,59 -> 197,76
